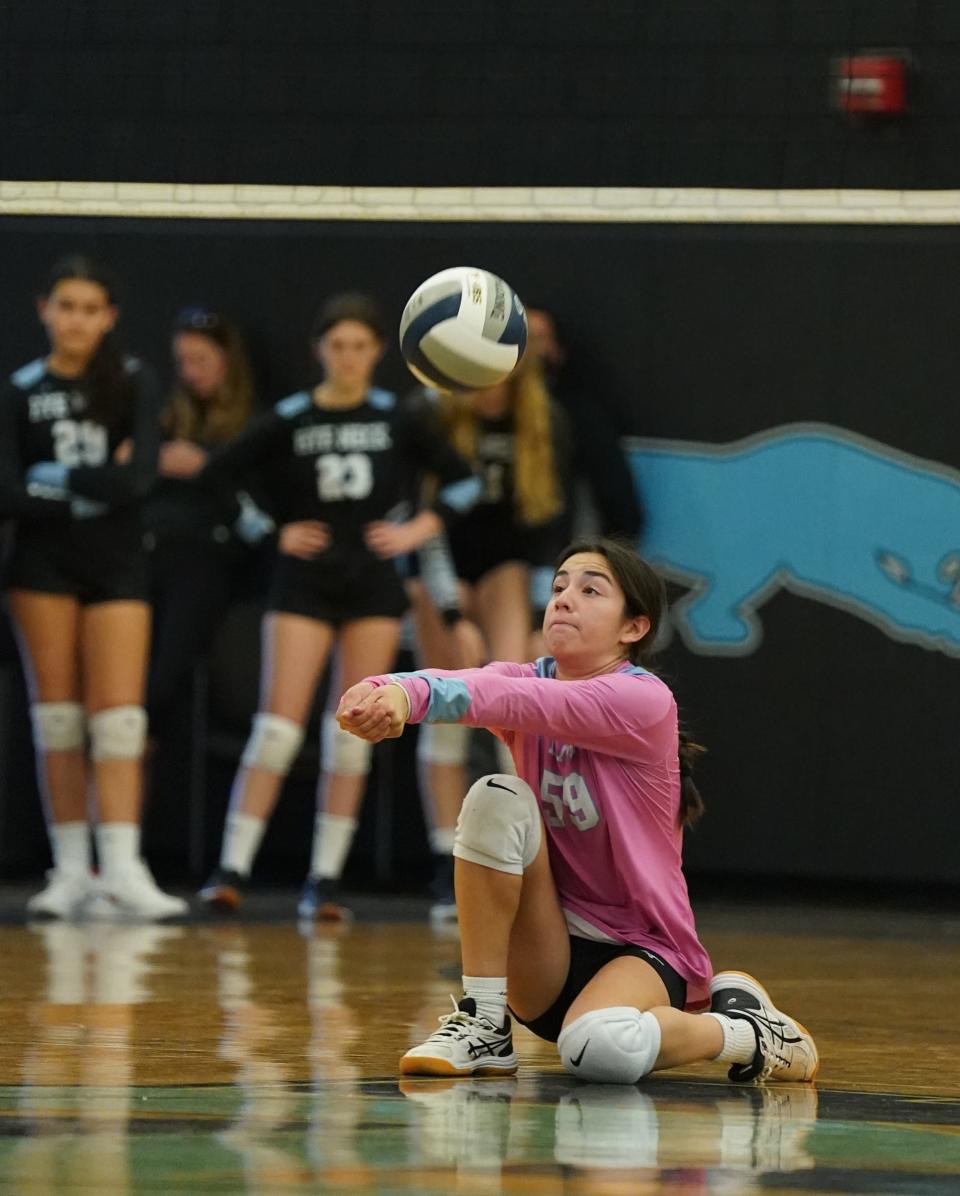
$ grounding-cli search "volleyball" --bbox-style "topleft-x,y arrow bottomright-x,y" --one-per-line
399,266 -> 528,391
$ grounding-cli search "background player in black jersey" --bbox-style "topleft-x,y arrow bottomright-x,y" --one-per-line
0,256 -> 187,920
142,306 -> 268,747
411,354 -> 568,918
197,294 -> 479,919
525,305 -> 642,543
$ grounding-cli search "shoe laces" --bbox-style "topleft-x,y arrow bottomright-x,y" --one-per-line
430,995 -> 493,1039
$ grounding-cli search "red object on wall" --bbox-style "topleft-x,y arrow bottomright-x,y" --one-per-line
835,54 -> 908,115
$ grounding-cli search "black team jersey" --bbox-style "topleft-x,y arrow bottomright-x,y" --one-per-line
200,386 -> 479,572
446,401 -> 571,580
0,356 -> 162,525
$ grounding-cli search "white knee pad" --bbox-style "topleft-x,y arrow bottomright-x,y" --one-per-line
417,722 -> 469,766
558,1008 -> 662,1085
30,702 -> 85,752
89,705 -> 148,761
453,773 -> 541,876
241,713 -> 304,774
322,713 -> 372,776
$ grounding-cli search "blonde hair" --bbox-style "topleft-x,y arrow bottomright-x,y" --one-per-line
439,354 -> 562,526
165,317 -> 255,445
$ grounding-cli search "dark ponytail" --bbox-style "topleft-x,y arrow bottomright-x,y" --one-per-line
40,256 -> 133,432
84,330 -> 135,431
678,731 -> 706,828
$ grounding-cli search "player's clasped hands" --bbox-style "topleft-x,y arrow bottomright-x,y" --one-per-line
336,681 -> 408,743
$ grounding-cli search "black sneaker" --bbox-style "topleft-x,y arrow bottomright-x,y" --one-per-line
298,876 -> 352,922
198,867 -> 246,912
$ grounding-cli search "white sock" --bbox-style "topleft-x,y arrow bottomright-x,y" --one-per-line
462,975 -> 507,1027
429,826 -> 455,855
310,813 -> 358,880
705,1012 -> 758,1064
50,821 -> 92,874
95,823 -> 140,880
220,812 -> 267,877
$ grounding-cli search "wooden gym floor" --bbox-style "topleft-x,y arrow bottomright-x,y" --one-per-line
0,889 -> 958,1194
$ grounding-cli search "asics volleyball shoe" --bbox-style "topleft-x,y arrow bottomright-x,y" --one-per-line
710,971 -> 819,1082
400,996 -> 518,1077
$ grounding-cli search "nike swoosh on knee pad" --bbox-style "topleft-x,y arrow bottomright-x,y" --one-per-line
570,1039 -> 590,1068
486,779 -> 516,794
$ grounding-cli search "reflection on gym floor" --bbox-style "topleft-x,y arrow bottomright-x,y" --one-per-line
1,906 -> 959,1194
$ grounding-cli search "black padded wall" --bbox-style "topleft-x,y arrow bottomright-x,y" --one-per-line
4,1 -> 960,188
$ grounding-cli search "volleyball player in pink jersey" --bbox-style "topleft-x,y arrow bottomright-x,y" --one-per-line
336,537 -> 819,1086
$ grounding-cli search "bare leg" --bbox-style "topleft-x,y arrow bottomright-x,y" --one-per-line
230,613 -> 334,820
399,823 -> 572,1074
473,562 -> 531,664
406,581 -> 466,834
563,956 -> 723,1068
456,829 -> 571,1021
7,590 -> 85,825
473,563 -> 531,772
81,600 -> 151,824
319,617 -> 401,819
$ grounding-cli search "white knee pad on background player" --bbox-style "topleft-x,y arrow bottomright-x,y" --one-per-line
89,706 -> 148,761
30,702 -> 85,752
453,773 -> 542,875
416,722 -> 469,766
241,713 -> 304,774
557,1008 -> 662,1085
322,713 -> 372,776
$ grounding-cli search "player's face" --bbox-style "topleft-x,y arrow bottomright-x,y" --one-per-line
173,331 -> 228,399
38,279 -> 117,364
544,552 -> 650,668
316,320 -> 383,388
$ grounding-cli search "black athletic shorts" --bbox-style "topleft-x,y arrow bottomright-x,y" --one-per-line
513,935 -> 688,1043
267,551 -> 409,626
448,522 -> 538,586
3,517 -> 149,605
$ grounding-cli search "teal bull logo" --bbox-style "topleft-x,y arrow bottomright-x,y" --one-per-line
625,424 -> 960,657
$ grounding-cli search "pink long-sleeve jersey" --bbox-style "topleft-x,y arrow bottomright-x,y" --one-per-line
371,658 -> 712,1009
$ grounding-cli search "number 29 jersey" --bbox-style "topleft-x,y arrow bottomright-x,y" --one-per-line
0,357 -> 161,602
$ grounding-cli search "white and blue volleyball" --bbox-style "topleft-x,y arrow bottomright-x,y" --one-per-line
399,267 -> 527,391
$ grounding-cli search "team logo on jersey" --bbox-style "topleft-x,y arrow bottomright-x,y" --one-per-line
625,424 -> 960,657
548,742 -> 576,763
